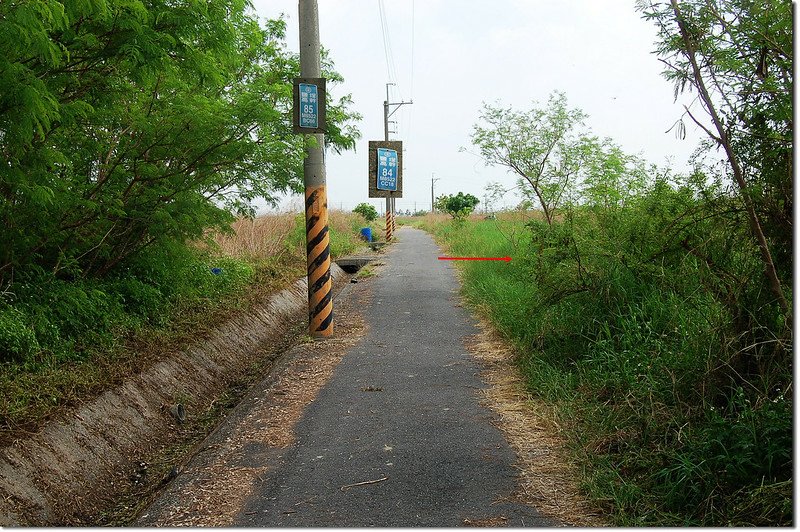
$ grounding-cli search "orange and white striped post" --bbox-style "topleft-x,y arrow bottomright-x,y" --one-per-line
391,197 -> 397,234
385,202 -> 393,241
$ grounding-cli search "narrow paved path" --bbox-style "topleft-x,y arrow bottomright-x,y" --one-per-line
234,227 -> 553,526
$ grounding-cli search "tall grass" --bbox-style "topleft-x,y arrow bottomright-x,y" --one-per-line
413,201 -> 792,526
215,213 -> 299,259
215,210 -> 377,261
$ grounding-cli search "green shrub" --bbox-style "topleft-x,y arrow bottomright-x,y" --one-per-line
0,306 -> 40,362
654,390 -> 792,524
435,192 -> 480,220
353,202 -> 378,222
110,278 -> 167,323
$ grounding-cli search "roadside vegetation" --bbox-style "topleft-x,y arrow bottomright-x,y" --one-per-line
415,204 -> 791,525
0,1 -> 368,438
0,210 -> 368,438
411,0 -> 791,525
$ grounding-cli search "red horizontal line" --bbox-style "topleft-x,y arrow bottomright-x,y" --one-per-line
437,256 -> 511,262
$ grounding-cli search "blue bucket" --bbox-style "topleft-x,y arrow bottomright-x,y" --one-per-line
360,227 -> 372,242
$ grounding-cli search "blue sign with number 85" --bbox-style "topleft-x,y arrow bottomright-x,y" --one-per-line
377,148 -> 398,191
298,83 -> 318,128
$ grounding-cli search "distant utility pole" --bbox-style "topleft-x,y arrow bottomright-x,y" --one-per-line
384,82 -> 411,240
299,0 -> 332,338
431,173 -> 440,212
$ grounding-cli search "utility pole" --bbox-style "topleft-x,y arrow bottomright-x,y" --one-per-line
383,82 -> 411,240
299,0 -> 332,338
431,173 -> 440,213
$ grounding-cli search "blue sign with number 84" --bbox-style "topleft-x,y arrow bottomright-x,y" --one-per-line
377,148 -> 398,191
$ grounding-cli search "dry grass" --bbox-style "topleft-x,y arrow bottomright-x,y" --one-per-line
401,210 -> 548,229
399,212 -> 448,221
465,313 -> 607,527
462,515 -> 510,527
327,209 -> 360,234
493,209 -> 548,223
213,210 -> 368,261
214,213 -> 299,259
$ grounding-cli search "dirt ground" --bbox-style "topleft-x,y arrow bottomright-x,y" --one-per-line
465,315 -> 607,527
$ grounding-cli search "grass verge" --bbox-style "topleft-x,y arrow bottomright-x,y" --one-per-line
411,212 -> 791,527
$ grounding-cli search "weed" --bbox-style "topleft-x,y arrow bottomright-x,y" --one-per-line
418,194 -> 792,527
357,264 -> 375,278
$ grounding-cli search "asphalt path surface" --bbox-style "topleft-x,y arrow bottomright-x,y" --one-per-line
234,226 -> 554,527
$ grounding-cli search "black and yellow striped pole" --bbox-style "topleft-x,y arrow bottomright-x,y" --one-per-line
383,98 -> 392,243
305,185 -> 332,335
299,0 -> 332,337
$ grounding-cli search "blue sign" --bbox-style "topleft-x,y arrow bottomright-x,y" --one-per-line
299,83 -> 319,128
377,148 -> 398,191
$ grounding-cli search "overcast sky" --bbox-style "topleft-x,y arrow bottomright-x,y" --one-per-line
250,0 -> 702,214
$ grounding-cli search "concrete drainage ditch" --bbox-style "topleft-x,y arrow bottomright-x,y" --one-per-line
0,264 -> 354,526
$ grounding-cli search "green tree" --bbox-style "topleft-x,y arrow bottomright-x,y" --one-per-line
436,192 -> 479,220
580,136 -> 648,210
468,91 -> 589,225
0,1 -> 361,284
637,0 -> 792,319
352,202 -> 378,222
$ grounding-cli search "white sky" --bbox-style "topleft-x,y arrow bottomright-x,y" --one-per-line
250,0 -> 703,214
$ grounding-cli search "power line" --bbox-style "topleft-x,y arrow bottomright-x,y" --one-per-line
410,0 -> 415,100
377,0 -> 401,96
377,1 -> 391,81
403,0 -> 415,146
377,1 -> 415,157
380,0 -> 409,103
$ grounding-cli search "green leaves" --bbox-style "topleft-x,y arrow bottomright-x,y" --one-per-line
470,92 -> 651,224
0,306 -> 41,362
353,203 -> 378,222
469,91 -> 589,225
637,0 -> 792,313
0,0 -> 360,285
437,192 -> 480,220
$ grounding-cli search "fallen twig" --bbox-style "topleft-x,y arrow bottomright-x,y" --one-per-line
339,476 -> 389,491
